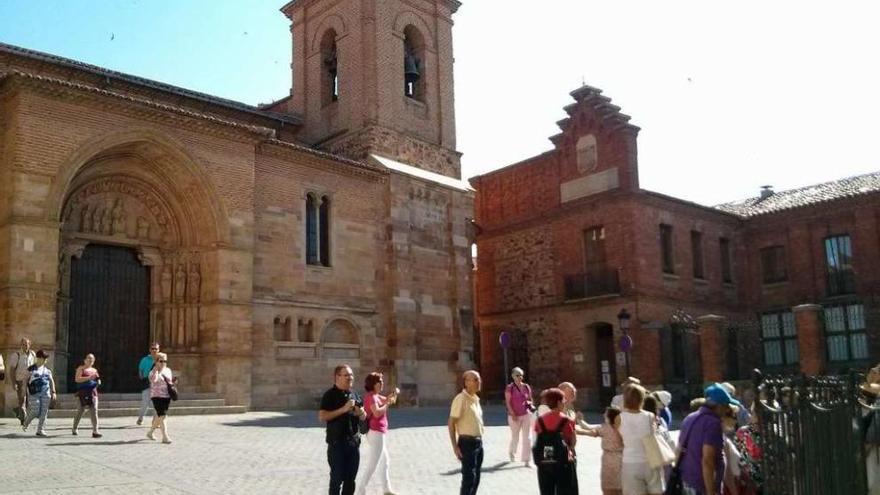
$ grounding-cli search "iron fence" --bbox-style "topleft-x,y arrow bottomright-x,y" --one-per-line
753,369 -> 879,495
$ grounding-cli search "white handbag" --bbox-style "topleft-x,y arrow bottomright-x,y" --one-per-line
643,415 -> 677,469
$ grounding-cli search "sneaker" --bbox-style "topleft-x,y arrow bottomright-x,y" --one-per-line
161,438 -> 172,444
36,431 -> 48,437
146,430 -> 156,441
72,429 -> 78,436
21,424 -> 27,433
509,453 -> 515,462
524,461 -> 532,468
92,432 -> 103,438
136,418 -> 143,426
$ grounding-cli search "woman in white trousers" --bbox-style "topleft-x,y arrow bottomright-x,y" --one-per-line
355,372 -> 399,495
505,366 -> 535,466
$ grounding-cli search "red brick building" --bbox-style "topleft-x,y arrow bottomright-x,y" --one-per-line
470,85 -> 880,408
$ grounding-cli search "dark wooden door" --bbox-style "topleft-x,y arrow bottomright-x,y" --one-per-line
595,323 -> 617,408
68,245 -> 150,393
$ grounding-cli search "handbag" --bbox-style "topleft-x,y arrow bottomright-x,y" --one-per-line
163,376 -> 179,401
643,415 -> 677,469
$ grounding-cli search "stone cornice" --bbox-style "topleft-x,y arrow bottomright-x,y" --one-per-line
259,139 -> 388,182
0,71 -> 276,144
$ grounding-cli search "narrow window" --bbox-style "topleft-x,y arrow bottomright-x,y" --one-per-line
660,224 -> 674,274
720,238 -> 733,283
691,231 -> 704,279
760,246 -> 787,284
321,30 -> 339,105
760,311 -> 798,367
824,303 -> 869,362
403,26 -> 425,101
824,235 -> 855,296
319,196 -> 330,267
306,194 -> 318,265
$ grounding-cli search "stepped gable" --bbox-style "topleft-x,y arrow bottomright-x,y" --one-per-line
714,170 -> 880,218
549,84 -> 639,146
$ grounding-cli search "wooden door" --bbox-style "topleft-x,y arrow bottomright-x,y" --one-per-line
595,323 -> 617,408
68,245 -> 150,393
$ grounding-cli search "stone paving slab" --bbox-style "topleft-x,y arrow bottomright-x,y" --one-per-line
0,406 -> 615,494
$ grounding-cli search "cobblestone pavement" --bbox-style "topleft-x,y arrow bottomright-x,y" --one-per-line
0,406 -> 616,494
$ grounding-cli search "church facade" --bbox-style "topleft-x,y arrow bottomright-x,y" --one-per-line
0,0 -> 474,413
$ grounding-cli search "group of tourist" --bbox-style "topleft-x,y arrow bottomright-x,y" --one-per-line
2,339 -> 176,443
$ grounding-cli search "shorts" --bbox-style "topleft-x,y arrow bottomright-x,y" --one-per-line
151,397 -> 171,417
621,461 -> 665,494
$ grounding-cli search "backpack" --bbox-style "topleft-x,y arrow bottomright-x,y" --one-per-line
532,416 -> 573,467
26,365 -> 49,395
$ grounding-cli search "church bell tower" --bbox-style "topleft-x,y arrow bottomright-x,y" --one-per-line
281,0 -> 462,178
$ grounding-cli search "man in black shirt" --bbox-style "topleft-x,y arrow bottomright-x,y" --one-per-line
319,364 -> 366,495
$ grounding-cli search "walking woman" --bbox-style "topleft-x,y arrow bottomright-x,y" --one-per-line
354,372 -> 399,495
584,407 -> 623,495
72,353 -> 102,438
506,366 -> 535,466
21,349 -> 56,437
147,352 -> 174,444
615,384 -> 664,495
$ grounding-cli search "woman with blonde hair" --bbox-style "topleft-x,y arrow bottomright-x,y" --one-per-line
615,384 -> 664,495
72,353 -> 102,438
147,352 -> 174,444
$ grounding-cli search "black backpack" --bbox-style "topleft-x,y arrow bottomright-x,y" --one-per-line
532,416 -> 572,467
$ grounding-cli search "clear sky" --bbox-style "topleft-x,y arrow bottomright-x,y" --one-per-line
2,1 -> 879,206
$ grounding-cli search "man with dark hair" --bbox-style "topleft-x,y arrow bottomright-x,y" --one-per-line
678,383 -> 742,495
9,337 -> 36,424
320,364 -> 366,495
136,342 -> 161,426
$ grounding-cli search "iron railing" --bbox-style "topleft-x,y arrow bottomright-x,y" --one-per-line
563,269 -> 620,300
753,369 -> 879,495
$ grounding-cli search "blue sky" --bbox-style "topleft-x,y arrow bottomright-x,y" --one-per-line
3,1 -> 880,206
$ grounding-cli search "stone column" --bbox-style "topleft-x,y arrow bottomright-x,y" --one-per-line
793,304 -> 824,376
697,315 -> 727,384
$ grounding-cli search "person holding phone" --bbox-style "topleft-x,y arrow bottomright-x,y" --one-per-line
505,366 -> 534,466
320,364 -> 366,495
354,372 -> 399,495
147,352 -> 174,444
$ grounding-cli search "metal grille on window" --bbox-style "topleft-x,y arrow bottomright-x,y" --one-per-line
825,235 -> 855,296
761,311 -> 798,367
824,303 -> 868,361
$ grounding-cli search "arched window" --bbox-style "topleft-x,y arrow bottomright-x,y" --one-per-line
306,193 -> 318,264
320,29 -> 339,105
306,193 -> 331,267
319,196 -> 330,266
322,319 -> 358,345
403,26 -> 425,101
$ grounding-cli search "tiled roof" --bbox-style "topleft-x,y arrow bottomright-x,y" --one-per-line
713,171 -> 880,218
0,42 -> 302,126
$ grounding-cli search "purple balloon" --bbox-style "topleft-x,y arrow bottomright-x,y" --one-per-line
619,335 -> 633,353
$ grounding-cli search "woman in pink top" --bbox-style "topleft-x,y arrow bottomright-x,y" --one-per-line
354,372 -> 399,495
505,366 -> 535,466
72,353 -> 102,438
147,352 -> 174,444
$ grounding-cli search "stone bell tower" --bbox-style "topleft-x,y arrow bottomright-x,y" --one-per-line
281,0 -> 462,178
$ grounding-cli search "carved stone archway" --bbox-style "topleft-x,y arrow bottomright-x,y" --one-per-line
54,135 -> 226,390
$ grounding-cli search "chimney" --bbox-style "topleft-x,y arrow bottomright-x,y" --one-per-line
760,185 -> 774,200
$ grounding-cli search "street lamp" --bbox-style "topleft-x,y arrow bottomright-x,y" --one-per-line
617,308 -> 632,378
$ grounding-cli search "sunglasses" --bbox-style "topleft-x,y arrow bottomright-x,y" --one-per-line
158,360 -> 167,363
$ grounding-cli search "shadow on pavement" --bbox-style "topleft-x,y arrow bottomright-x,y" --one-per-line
440,461 -> 527,476
49,439 -> 148,446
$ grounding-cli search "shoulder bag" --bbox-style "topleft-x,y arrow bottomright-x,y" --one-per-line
163,375 -> 179,401
643,413 -> 677,469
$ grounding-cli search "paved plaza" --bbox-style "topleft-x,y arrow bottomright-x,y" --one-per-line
0,406 -> 613,494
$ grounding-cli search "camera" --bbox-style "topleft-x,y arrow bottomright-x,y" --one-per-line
526,401 -> 537,413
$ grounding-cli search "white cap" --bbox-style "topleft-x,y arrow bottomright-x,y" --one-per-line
654,390 -> 672,407
720,382 -> 736,395
511,367 -> 524,377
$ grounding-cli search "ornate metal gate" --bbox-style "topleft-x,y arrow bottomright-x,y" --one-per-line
754,370 -> 877,495
68,245 -> 150,393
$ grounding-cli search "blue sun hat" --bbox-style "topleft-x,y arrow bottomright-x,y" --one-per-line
704,382 -> 742,407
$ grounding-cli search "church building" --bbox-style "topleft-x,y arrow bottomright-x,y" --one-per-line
0,0 -> 473,413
